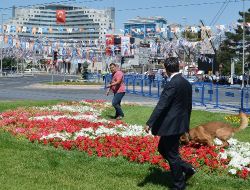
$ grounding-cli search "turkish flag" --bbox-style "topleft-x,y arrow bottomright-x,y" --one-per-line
56,10 -> 66,24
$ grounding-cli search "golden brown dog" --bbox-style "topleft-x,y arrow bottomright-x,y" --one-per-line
180,112 -> 249,148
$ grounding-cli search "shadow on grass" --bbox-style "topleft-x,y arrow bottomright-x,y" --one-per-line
138,167 -> 173,188
106,114 -> 116,119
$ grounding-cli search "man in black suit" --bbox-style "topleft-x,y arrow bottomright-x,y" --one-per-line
145,57 -> 196,190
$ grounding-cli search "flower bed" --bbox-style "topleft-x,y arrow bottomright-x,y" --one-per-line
0,100 -> 249,179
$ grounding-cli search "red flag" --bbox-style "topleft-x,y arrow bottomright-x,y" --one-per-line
56,10 -> 66,24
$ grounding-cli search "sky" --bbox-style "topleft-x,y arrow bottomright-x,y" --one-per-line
0,0 -> 250,31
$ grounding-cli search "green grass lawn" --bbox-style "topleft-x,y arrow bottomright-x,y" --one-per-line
0,100 -> 62,112
0,101 -> 249,190
102,105 -> 250,143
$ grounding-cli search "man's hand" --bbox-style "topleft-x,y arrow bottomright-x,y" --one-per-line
145,125 -> 151,133
106,82 -> 114,89
106,83 -> 112,96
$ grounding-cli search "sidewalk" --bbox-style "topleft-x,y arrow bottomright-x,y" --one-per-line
0,73 -> 25,78
192,104 -> 240,114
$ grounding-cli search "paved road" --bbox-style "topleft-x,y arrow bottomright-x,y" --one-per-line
0,74 -> 158,105
0,74 -> 241,113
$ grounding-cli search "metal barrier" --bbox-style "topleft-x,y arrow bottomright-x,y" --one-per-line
104,74 -> 249,112
87,73 -> 102,82
241,87 -> 250,112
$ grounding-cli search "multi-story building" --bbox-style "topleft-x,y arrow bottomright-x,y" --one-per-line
124,16 -> 168,39
1,5 -> 115,73
9,4 -> 115,45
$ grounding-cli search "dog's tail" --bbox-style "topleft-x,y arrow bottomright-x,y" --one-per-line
234,112 -> 249,132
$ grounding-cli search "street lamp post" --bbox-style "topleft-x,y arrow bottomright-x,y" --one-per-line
212,54 -> 214,75
182,17 -> 187,76
230,58 -> 235,85
0,14 -> 2,76
242,0 -> 246,88
1,13 -> 6,76
0,13 -> 8,76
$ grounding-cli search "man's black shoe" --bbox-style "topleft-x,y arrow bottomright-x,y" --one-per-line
185,167 -> 196,181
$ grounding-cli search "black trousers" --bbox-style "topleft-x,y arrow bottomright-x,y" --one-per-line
112,92 -> 125,117
158,135 -> 193,190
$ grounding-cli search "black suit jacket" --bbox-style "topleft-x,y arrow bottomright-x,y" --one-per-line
146,74 -> 192,136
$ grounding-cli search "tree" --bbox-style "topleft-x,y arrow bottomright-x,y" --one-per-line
82,61 -> 89,80
2,57 -> 17,71
182,26 -> 201,41
217,8 -> 250,75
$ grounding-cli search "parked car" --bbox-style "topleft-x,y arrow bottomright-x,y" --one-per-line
24,68 -> 40,73
24,69 -> 32,73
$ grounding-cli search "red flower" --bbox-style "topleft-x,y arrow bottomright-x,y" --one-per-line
237,168 -> 249,179
0,101 -> 248,180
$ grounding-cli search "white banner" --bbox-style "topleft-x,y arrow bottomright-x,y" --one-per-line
121,36 -> 130,56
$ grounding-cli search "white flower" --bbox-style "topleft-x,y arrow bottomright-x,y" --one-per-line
219,152 -> 228,159
40,132 -> 71,141
39,105 -> 100,115
222,138 -> 250,172
74,128 -> 95,139
214,138 -> 223,146
227,138 -> 238,146
228,168 -> 237,175
39,123 -> 149,140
